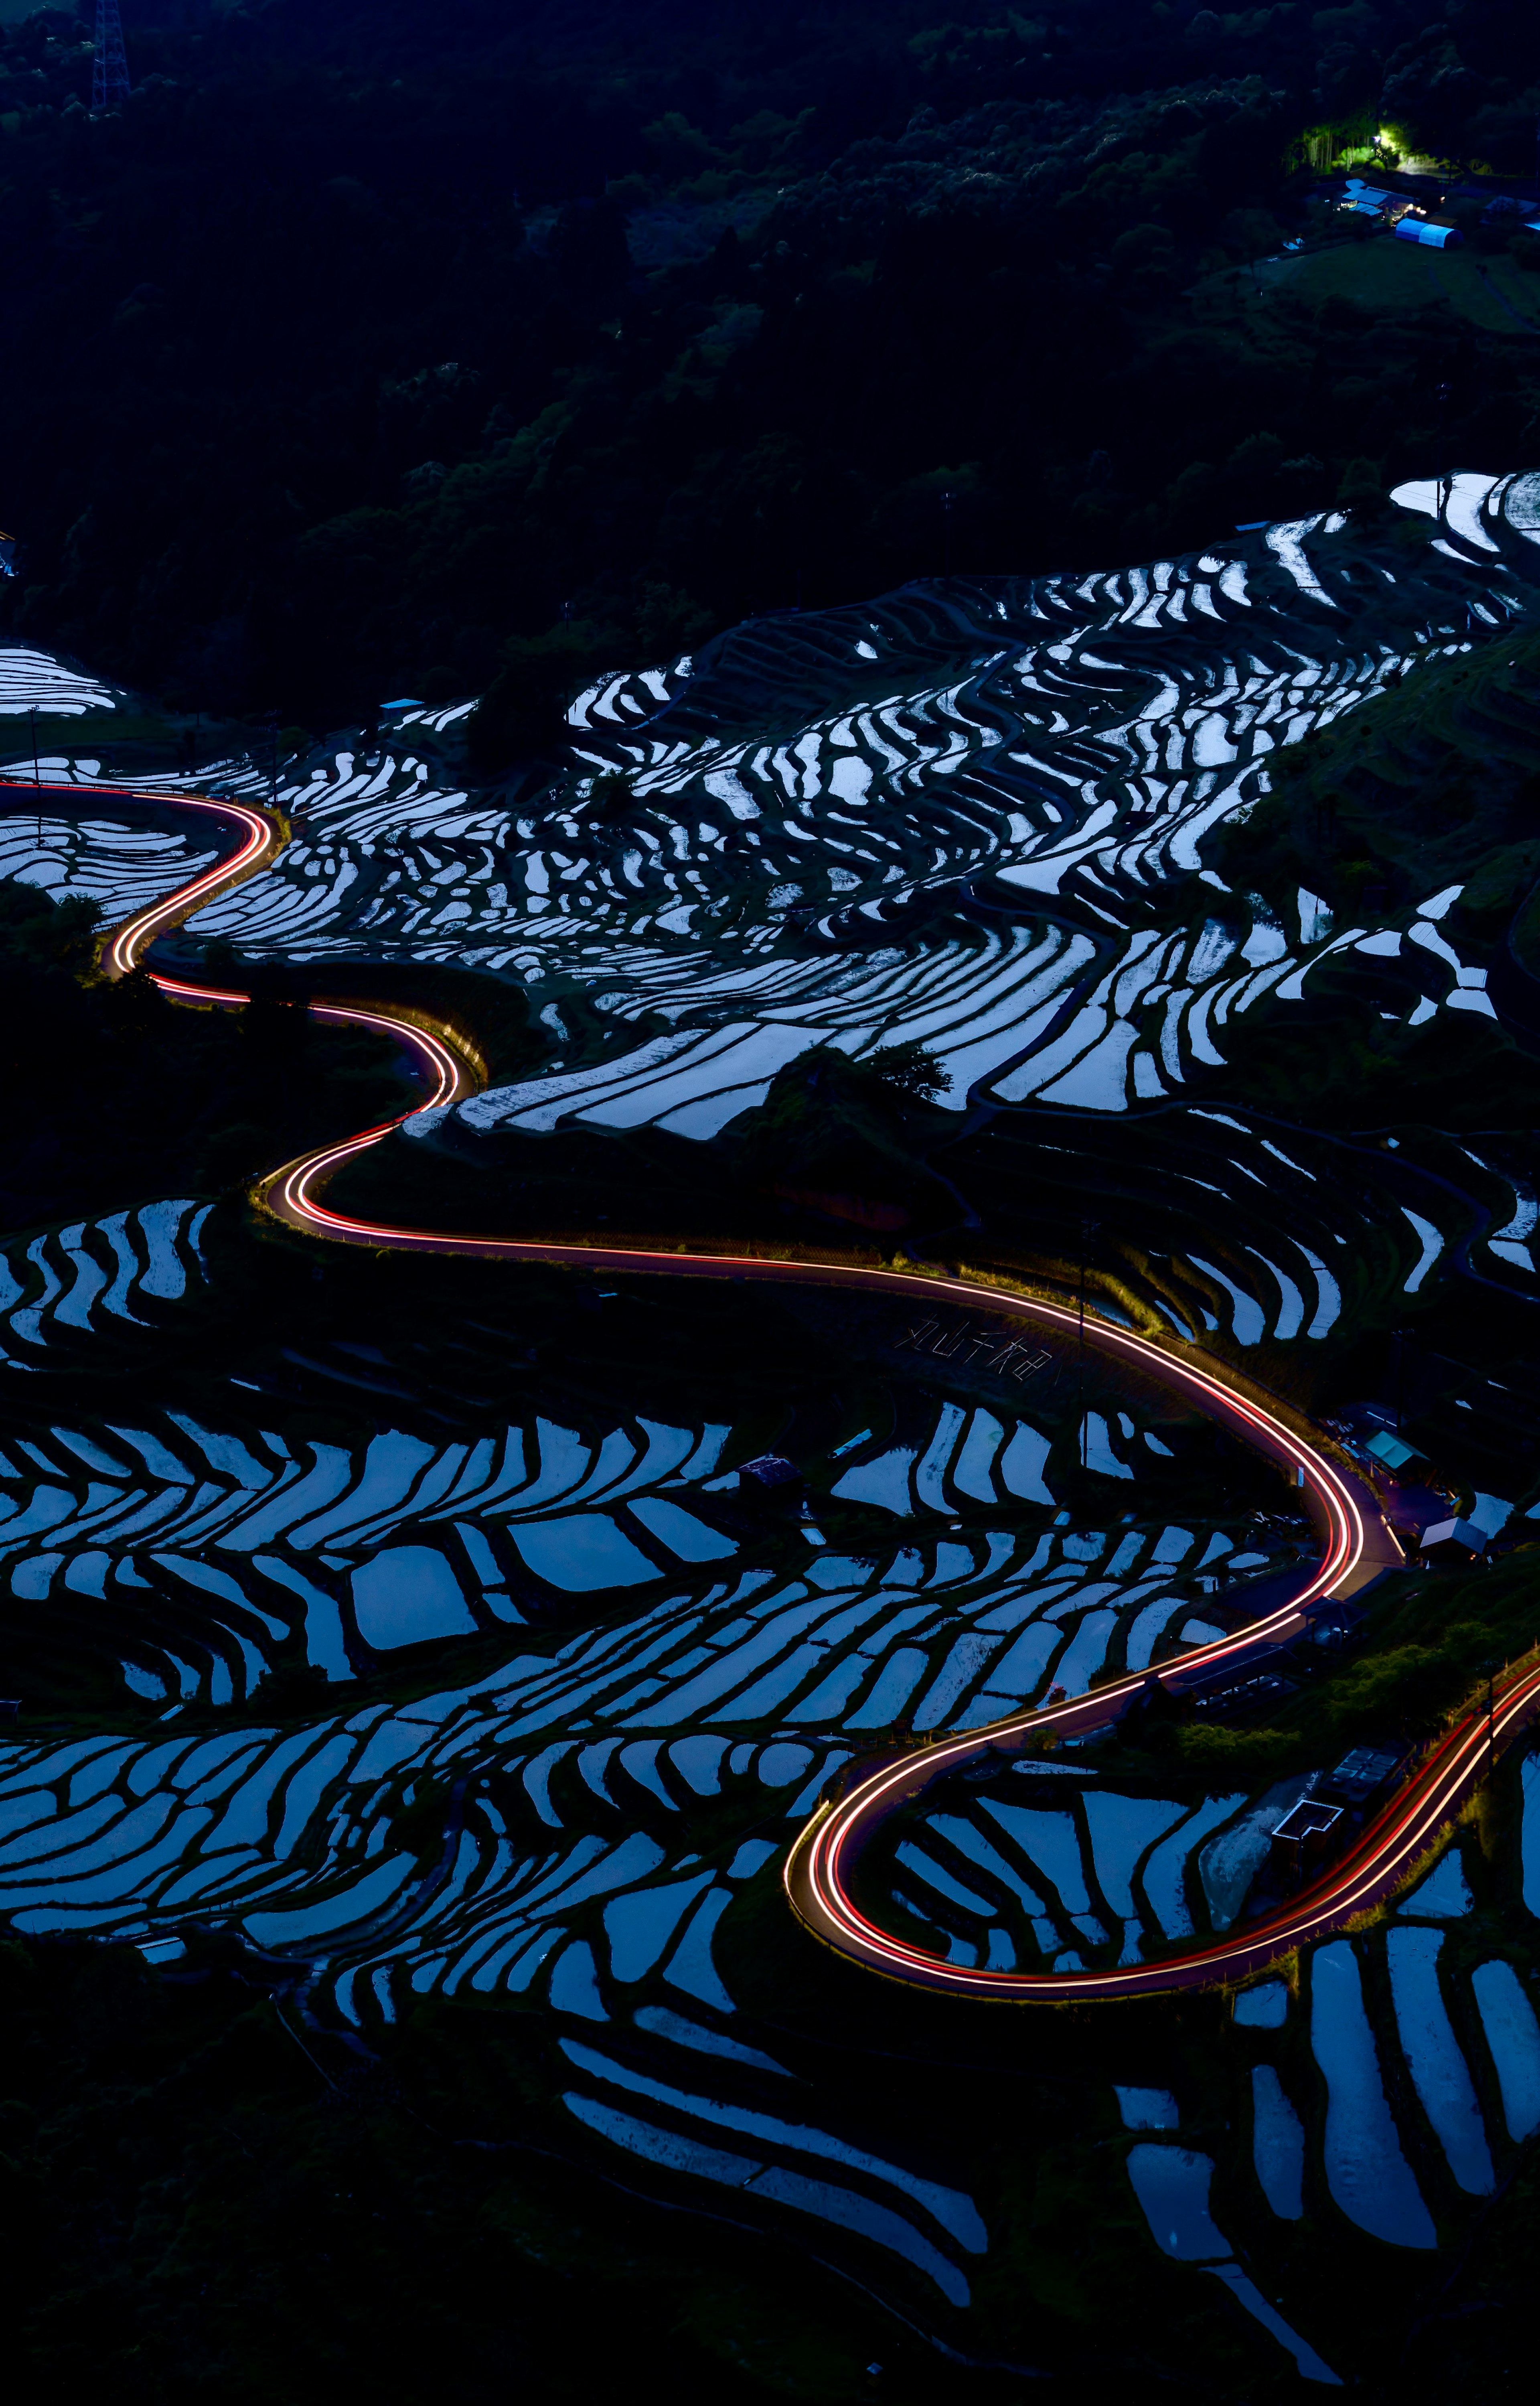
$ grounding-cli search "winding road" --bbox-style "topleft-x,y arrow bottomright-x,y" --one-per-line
10,771 -> 1539,2001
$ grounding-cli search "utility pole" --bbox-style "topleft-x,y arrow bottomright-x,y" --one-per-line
29,705 -> 38,787
1434,382 -> 1453,526
1078,1216 -> 1099,1467
92,0 -> 130,111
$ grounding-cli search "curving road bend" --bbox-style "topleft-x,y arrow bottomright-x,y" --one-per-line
11,774 -> 1536,2001
100,788 -> 280,975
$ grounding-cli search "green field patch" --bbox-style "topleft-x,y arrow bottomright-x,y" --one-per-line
1262,237 -> 1540,335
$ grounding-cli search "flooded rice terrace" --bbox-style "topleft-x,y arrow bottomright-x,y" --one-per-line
0,1208 -> 1291,1989
10,476 -> 1540,2382
1,1202 -> 1538,2383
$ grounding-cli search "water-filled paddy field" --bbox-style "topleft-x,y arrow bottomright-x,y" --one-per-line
8,477 -> 1540,2389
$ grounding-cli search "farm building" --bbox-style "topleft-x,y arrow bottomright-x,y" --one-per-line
1395,217 -> 1462,249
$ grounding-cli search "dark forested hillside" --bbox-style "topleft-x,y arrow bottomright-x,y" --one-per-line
14,20 -> 1540,2392
3,0 -> 1540,744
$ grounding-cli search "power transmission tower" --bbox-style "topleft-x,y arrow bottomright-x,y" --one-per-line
92,0 -> 130,111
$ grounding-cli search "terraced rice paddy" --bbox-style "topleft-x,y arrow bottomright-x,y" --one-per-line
0,1203 -> 1281,2318
10,477 -> 1534,1148
8,472 -> 1540,2382
2,1190 -> 1538,2368
0,646 -> 120,717
0,798 -> 218,915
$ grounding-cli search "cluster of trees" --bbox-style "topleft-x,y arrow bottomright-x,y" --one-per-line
1129,1542 -> 1540,1784
0,875 -> 409,1227
0,0 -> 1538,756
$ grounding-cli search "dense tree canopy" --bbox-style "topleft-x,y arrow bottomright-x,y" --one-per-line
0,874 -> 413,1224
2,0 -> 1539,749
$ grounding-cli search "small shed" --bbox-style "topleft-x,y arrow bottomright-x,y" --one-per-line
740,1453 -> 801,1492
1395,219 -> 1463,249
738,1454 -> 805,1513
1322,1744 -> 1402,1806
1187,1668 -> 1298,1721
1271,1797 -> 1343,1881
1419,1515 -> 1487,1565
1341,179 -> 1403,219
1365,1427 -> 1421,1475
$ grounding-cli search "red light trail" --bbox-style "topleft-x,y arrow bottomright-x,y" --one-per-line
12,773 -> 1534,2001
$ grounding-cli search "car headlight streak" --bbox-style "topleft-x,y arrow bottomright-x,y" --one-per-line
34,773 -> 1533,2006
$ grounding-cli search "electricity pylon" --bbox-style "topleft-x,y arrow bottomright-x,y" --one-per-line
92,0 -> 130,111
